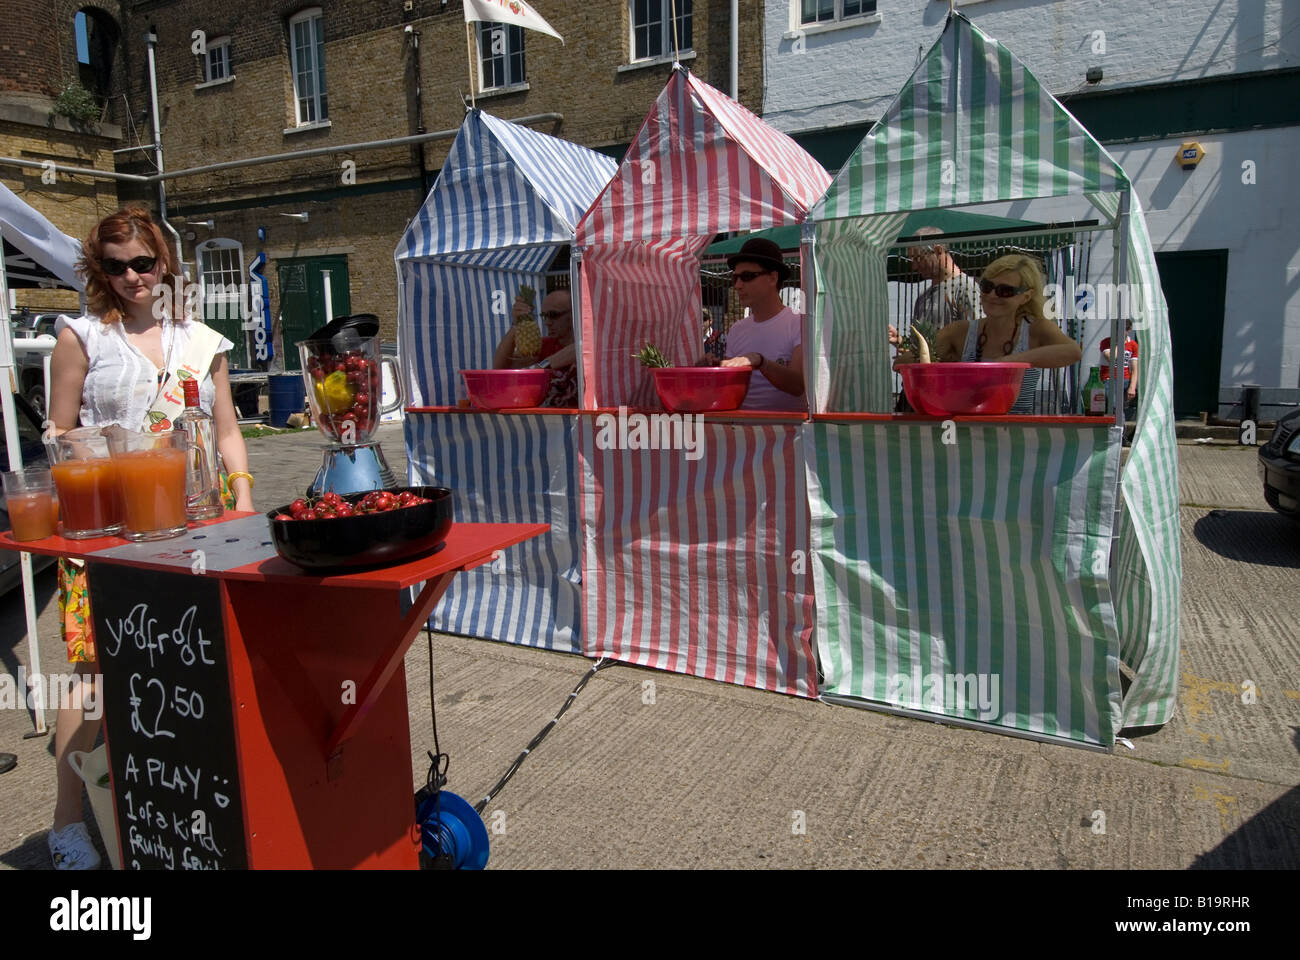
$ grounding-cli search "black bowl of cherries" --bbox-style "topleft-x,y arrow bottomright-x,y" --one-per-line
267,486 -> 453,571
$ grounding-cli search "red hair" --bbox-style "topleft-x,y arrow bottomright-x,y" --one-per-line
78,206 -> 184,324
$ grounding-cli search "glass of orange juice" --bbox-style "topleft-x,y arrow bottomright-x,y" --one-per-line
105,429 -> 189,541
49,430 -> 123,538
3,466 -> 58,541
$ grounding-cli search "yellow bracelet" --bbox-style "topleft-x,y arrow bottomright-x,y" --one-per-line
226,471 -> 254,489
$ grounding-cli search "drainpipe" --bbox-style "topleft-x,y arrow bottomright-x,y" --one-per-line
731,0 -> 739,100
146,30 -> 184,267
407,26 -> 433,197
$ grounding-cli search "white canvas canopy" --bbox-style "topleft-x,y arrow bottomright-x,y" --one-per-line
0,184 -> 83,737
0,181 -> 84,292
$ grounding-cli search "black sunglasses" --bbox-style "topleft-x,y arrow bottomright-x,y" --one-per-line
541,308 -> 570,321
732,269 -> 772,284
100,256 -> 159,277
979,279 -> 1028,298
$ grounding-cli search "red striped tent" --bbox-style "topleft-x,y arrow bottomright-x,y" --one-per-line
571,67 -> 831,696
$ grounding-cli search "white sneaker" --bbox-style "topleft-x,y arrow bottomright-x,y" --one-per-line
48,823 -> 102,870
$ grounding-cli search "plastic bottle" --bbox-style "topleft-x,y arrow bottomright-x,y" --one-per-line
1084,366 -> 1108,416
178,377 -> 223,520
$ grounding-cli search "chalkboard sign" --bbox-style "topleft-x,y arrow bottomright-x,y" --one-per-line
88,563 -> 248,870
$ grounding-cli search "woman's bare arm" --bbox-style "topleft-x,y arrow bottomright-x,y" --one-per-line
1007,317 -> 1083,369
49,327 -> 89,434
209,353 -> 254,511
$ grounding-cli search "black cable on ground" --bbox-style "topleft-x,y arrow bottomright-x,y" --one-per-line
473,657 -> 613,815
423,626 -> 450,795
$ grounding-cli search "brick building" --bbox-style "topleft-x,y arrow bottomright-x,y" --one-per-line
72,0 -> 765,368
0,1 -> 127,314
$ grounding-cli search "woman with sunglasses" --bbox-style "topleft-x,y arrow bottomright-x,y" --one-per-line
43,206 -> 254,868
905,254 -> 1081,414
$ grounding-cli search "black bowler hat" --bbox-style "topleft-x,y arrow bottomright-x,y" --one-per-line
727,236 -> 791,283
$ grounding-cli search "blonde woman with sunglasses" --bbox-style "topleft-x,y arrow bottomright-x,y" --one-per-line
906,254 -> 1081,414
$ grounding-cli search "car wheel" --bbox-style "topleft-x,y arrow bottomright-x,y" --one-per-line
25,384 -> 46,421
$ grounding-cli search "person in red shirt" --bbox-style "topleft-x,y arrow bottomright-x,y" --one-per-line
489,289 -> 577,407
1100,320 -> 1139,415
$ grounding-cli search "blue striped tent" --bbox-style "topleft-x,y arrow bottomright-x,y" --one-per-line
395,110 -> 616,654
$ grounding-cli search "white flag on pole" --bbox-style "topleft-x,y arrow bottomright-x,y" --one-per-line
463,0 -> 564,44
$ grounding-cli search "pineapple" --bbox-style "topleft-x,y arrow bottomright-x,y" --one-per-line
512,285 -> 542,358
900,319 -> 936,364
633,342 -> 671,368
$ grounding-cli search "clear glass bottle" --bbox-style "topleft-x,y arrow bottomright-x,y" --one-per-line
1084,366 -> 1108,416
178,377 -> 223,520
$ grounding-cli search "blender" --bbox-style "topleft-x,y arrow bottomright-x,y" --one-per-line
298,314 -> 404,497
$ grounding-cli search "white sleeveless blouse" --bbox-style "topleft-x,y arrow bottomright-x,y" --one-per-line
56,314 -> 234,429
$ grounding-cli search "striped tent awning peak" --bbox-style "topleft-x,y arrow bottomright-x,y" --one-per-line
396,109 -> 617,262
575,68 -> 831,246
813,12 -> 1129,221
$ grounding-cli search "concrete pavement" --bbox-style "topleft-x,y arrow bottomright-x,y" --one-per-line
1,426 -> 1296,869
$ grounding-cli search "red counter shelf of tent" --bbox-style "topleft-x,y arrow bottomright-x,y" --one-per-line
0,513 -> 548,869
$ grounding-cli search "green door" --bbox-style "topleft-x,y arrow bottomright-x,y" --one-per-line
276,256 -> 351,371
1154,250 -> 1228,418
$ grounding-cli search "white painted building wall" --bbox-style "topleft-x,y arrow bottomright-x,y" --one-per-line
982,126 -> 1300,398
763,0 -> 1300,399
763,0 -> 1299,135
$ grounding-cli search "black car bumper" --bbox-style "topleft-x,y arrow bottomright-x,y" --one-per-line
1258,447 -> 1300,517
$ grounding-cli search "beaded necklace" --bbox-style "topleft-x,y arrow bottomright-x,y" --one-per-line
975,316 -> 1021,361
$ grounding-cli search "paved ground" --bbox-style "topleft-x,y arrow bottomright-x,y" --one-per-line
1,426 -> 1297,869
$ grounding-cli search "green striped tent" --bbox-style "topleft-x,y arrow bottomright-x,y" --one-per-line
805,13 -> 1181,747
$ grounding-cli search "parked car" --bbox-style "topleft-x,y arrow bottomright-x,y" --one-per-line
1259,407 -> 1300,522
0,393 -> 57,596
10,310 -> 63,420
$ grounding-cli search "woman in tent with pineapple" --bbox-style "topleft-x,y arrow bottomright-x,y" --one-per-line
491,285 -> 578,407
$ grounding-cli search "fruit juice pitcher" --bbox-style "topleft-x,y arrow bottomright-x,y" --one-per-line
48,428 -> 123,538
298,316 -> 403,445
104,428 -> 189,541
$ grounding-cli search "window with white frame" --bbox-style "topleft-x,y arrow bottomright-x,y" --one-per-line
477,23 -> 526,90
630,0 -> 693,62
205,36 -> 231,82
288,8 -> 328,125
197,240 -> 246,325
799,0 -> 876,24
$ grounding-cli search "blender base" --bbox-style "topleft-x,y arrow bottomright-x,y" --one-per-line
308,442 -> 399,497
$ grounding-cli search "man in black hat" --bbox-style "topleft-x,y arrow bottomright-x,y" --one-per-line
717,237 -> 806,411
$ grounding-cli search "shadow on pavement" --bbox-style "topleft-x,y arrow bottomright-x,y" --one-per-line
1190,727 -> 1300,869
0,784 -> 111,872
1192,510 -> 1300,568
0,564 -> 59,679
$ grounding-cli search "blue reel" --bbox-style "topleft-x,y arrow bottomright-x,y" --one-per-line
415,789 -> 490,870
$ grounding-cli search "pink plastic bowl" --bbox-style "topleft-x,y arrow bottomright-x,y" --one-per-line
461,369 -> 551,410
651,367 -> 752,413
899,362 -> 1031,416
